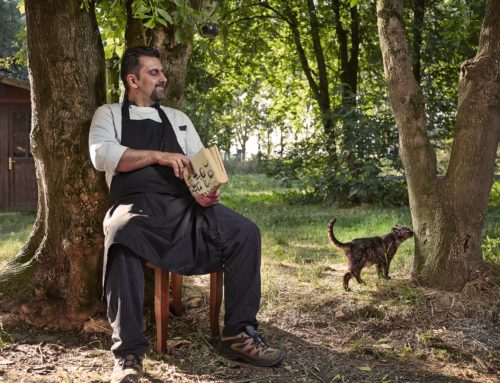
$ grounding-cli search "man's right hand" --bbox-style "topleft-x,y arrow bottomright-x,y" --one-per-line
116,149 -> 193,179
156,152 -> 193,179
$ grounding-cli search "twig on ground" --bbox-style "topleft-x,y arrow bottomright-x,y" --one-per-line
233,376 -> 272,383
36,342 -> 45,365
197,331 -> 217,351
296,360 -> 325,382
339,327 -> 368,347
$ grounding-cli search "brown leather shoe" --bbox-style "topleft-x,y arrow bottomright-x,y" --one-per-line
220,326 -> 284,367
110,354 -> 143,383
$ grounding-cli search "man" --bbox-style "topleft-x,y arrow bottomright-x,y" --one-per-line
89,46 -> 284,383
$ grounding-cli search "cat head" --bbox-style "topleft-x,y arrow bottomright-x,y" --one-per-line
392,226 -> 414,241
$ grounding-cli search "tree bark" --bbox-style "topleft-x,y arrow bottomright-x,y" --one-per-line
0,0 -> 108,328
124,1 -> 192,109
377,0 -> 499,290
147,25 -> 192,109
332,0 -> 359,102
332,0 -> 360,171
125,0 -> 146,48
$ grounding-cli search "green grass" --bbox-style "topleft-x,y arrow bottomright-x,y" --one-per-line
0,211 -> 35,269
222,175 -> 499,273
1,174 -> 498,274
222,174 -> 415,275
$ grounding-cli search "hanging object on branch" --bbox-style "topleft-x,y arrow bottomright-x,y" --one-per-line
198,0 -> 218,38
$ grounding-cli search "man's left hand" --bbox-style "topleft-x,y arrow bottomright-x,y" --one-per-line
195,190 -> 221,207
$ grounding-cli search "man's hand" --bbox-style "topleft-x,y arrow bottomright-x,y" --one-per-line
117,149 -> 193,179
156,152 -> 193,179
195,190 -> 221,207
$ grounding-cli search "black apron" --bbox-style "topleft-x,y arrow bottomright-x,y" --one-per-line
102,102 -> 223,286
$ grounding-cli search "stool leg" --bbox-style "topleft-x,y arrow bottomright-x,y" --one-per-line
209,271 -> 223,337
171,273 -> 183,316
154,267 -> 169,353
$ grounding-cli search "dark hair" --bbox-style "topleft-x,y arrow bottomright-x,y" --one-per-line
120,46 -> 160,91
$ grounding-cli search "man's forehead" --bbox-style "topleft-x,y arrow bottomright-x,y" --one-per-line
139,56 -> 163,70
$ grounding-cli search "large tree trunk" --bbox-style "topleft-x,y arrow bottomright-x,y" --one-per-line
125,0 -> 146,48
147,25 -> 192,109
376,0 -> 499,290
0,0 -> 108,328
124,0 -> 192,109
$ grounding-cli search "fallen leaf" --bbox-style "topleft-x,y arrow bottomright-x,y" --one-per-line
167,337 -> 192,349
358,365 -> 372,372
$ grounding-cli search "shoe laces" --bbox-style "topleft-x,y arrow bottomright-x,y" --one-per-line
245,327 -> 269,351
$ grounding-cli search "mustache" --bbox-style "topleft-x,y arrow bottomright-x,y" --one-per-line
155,82 -> 166,88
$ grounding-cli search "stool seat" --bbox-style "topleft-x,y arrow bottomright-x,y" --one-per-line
146,263 -> 223,353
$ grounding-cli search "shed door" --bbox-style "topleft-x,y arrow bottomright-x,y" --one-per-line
4,105 -> 37,210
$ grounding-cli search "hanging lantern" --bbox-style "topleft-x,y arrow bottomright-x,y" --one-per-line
198,0 -> 218,38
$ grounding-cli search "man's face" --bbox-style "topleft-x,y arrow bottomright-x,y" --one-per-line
129,56 -> 167,104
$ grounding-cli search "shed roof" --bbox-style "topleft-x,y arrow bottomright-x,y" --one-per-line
0,75 -> 30,90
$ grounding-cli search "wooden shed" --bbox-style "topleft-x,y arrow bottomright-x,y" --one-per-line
0,76 -> 37,211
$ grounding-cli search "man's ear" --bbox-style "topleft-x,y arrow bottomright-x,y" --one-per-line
127,74 -> 139,89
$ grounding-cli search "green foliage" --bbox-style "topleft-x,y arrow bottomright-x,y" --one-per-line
265,124 -> 408,206
131,0 -> 213,43
92,0 -> 126,110
184,0 -> 486,206
489,179 -> 500,206
0,0 -> 27,79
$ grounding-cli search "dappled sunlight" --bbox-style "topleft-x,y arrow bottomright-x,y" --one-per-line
1,175 -> 498,382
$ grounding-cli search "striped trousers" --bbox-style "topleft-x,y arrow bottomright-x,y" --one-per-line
105,204 -> 261,358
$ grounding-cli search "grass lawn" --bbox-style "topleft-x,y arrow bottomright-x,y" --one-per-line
0,211 -> 35,270
1,174 -> 497,271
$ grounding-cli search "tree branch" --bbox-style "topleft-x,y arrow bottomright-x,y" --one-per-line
376,0 -> 437,186
306,0 -> 329,111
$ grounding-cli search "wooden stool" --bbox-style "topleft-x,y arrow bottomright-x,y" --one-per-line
146,263 -> 223,353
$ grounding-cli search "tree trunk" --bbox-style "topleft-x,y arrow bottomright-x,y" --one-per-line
332,0 -> 359,102
125,0 -> 146,48
0,0 -> 108,328
376,0 -> 499,291
124,1 -> 192,109
106,55 -> 120,103
147,25 -> 192,109
332,0 -> 360,171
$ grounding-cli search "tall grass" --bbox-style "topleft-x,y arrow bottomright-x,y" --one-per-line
0,212 -> 35,269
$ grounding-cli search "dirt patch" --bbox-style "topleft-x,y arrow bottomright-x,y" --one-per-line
0,267 -> 499,383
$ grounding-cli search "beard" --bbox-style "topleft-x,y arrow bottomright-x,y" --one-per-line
151,85 -> 165,102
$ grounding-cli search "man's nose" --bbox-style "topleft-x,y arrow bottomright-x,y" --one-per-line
160,72 -> 167,83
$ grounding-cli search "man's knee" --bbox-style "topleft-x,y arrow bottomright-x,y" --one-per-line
242,218 -> 260,241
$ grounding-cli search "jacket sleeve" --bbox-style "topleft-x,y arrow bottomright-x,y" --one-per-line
88,104 -> 128,174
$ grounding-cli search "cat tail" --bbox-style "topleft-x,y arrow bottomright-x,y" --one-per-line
328,219 -> 348,249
